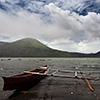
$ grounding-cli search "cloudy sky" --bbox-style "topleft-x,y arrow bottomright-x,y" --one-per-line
0,0 -> 100,53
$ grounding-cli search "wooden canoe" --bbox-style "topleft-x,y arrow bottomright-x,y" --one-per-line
2,64 -> 49,91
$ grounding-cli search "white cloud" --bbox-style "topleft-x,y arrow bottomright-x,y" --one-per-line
44,3 -> 100,53
80,12 -> 100,39
77,39 -> 100,53
47,38 -> 100,53
47,38 -> 78,52
0,10 -> 46,41
0,2 -> 100,53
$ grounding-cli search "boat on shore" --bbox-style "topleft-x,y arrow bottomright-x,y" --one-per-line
2,64 -> 49,91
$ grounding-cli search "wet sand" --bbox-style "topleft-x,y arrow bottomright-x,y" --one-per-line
0,58 -> 100,100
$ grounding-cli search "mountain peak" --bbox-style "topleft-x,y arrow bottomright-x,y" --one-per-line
0,38 -> 51,57
12,38 -> 50,50
14,38 -> 37,42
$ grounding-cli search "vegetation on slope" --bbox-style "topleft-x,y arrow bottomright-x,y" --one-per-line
0,38 -> 99,57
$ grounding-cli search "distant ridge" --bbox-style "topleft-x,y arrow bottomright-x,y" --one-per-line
0,38 -> 99,57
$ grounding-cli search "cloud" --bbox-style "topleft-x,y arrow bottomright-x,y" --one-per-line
0,1 -> 100,53
47,38 -> 100,53
77,39 -> 100,53
81,12 -> 100,39
44,3 -> 100,53
0,10 -> 46,41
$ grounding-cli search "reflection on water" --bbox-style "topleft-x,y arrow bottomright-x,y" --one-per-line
0,58 -> 100,100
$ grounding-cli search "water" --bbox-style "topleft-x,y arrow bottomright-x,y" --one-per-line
0,58 -> 100,100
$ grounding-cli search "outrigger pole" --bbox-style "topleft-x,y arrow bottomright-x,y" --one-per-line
82,74 -> 94,92
49,69 -> 99,92
24,68 -> 99,92
49,69 -> 99,80
24,69 -> 99,81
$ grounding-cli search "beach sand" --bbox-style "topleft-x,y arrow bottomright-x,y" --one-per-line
0,58 -> 100,100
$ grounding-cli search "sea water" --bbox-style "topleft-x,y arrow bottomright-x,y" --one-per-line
0,58 -> 100,100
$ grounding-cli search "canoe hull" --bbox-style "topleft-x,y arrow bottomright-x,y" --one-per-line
2,65 -> 48,91
2,74 -> 46,91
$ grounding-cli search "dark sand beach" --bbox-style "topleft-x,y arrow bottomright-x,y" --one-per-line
0,58 -> 100,100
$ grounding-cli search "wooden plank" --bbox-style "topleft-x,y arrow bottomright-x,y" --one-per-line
23,71 -> 40,75
39,67 -> 48,70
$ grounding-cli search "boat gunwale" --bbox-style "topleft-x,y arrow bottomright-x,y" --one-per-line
2,65 -> 48,79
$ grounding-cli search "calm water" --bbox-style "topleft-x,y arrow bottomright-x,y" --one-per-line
0,58 -> 100,100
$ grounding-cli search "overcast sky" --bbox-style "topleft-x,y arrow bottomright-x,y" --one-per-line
0,0 -> 100,53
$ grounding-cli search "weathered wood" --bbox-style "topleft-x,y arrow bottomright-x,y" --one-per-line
40,67 -> 48,70
23,71 -> 40,75
50,74 -> 77,79
79,77 -> 99,81
47,74 -> 98,80
82,75 -> 94,92
77,71 -> 100,74
51,70 -> 59,74
44,71 -> 49,75
75,71 -> 78,77
51,69 -> 100,74
51,69 -> 74,73
24,70 -> 99,81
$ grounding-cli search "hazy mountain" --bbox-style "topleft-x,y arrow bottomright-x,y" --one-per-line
0,38 -> 99,57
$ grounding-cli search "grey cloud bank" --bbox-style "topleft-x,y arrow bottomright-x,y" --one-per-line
0,0 -> 100,53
